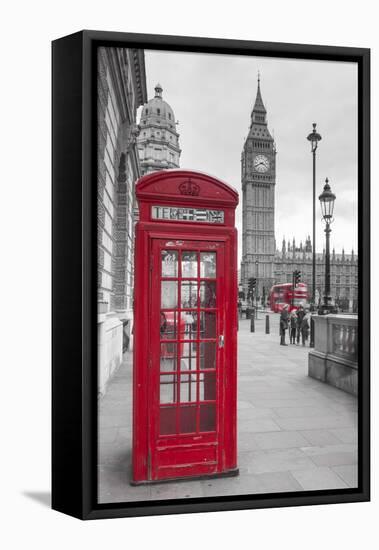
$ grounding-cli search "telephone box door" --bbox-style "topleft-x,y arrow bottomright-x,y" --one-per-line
149,238 -> 227,481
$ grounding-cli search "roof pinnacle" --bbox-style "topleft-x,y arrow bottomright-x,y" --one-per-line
252,73 -> 266,115
154,83 -> 163,98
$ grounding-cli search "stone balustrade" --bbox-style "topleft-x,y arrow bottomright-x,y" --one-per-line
308,314 -> 358,395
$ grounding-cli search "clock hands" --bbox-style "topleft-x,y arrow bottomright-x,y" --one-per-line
254,156 -> 269,171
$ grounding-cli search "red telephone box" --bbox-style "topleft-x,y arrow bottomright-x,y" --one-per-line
132,170 -> 238,483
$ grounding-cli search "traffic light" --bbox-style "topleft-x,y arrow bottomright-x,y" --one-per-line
248,277 -> 256,299
293,270 -> 301,287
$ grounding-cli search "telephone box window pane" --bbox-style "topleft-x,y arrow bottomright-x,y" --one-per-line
199,281 -> 216,307
180,342 -> 197,371
181,251 -> 197,277
199,372 -> 216,401
161,281 -> 177,308
160,374 -> 177,404
200,252 -> 216,278
199,311 -> 216,339
200,403 -> 216,432
179,311 -> 197,340
160,406 -> 176,435
160,311 -> 177,340
179,404 -> 197,434
161,250 -> 178,277
181,281 -> 198,308
160,343 -> 177,372
200,342 -> 216,369
180,374 -> 197,403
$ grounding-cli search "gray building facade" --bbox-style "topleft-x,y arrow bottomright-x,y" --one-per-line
97,47 -> 147,395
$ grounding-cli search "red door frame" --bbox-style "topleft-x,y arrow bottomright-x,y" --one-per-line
149,237 -> 226,481
132,170 -> 238,484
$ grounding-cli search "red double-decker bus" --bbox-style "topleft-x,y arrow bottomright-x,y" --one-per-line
268,282 -> 309,313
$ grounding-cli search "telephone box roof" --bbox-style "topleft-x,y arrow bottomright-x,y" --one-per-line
136,169 -> 239,207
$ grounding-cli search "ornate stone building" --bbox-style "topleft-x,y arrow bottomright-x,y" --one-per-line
240,77 -> 358,312
97,47 -> 147,395
241,76 -> 276,298
274,238 -> 358,311
137,83 -> 181,174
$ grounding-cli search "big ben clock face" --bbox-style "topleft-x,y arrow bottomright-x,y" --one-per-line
253,154 -> 270,173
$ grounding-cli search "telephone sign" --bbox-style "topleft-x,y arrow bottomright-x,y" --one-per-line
132,170 -> 239,484
152,205 -> 225,224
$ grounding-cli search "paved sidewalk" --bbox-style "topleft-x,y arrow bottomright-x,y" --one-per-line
98,313 -> 358,503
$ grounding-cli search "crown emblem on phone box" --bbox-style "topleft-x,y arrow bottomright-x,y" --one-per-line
179,179 -> 200,196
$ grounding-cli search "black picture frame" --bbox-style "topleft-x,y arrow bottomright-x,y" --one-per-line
52,30 -> 370,520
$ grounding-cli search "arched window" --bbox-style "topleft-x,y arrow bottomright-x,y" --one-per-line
145,108 -> 148,114
157,108 -> 161,115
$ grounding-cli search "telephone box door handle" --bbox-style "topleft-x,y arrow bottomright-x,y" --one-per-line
219,334 -> 224,348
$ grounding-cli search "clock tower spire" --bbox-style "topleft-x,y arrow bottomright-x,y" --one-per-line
250,71 -> 267,124
241,76 -> 276,300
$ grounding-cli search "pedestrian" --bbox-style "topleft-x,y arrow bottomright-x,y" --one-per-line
296,305 -> 305,345
301,309 -> 311,346
279,304 -> 289,345
289,310 -> 297,344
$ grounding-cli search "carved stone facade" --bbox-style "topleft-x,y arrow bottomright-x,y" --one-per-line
137,83 -> 181,174
97,47 -> 147,395
241,77 -> 276,297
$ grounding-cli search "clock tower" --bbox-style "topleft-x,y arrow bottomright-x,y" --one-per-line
241,76 -> 276,300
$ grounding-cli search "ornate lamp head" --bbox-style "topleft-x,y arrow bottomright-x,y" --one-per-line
307,122 -> 322,152
319,178 -> 336,222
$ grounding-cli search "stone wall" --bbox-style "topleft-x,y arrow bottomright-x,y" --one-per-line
308,314 -> 358,395
98,316 -> 124,397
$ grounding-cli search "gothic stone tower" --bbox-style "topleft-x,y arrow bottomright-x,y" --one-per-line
241,76 -> 276,299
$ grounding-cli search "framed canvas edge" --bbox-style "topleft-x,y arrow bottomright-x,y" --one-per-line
52,29 -> 370,521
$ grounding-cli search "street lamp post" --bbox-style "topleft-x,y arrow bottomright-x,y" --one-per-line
319,178 -> 336,314
307,123 -> 322,311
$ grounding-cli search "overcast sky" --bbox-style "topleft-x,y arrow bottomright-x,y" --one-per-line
139,50 -> 358,262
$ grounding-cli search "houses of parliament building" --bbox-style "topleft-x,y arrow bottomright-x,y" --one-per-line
240,77 -> 358,311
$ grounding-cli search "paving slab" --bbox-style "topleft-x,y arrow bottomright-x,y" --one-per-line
238,417 -> 281,433
201,471 -> 303,497
252,430 -> 310,450
291,466 -> 349,490
274,415 -> 357,432
332,464 -> 358,487
330,427 -> 359,444
272,406 -> 337,419
300,443 -> 358,467
299,429 -> 343,446
245,448 -> 316,474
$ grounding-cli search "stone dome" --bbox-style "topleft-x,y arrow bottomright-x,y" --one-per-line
139,83 -> 176,129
